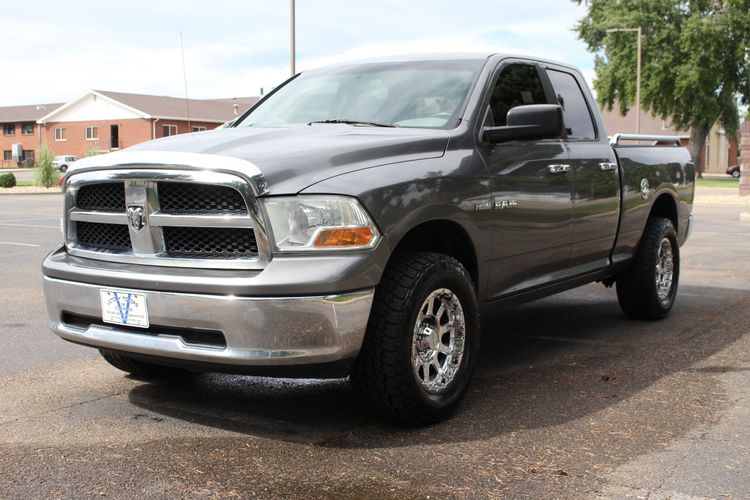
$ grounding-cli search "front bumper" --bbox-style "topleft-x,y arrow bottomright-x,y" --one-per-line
43,275 -> 374,373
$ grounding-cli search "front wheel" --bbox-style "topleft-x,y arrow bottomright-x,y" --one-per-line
731,169 -> 740,178
616,217 -> 680,319
352,252 -> 479,424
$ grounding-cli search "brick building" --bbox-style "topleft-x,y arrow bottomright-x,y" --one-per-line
1,90 -> 258,168
0,103 -> 63,167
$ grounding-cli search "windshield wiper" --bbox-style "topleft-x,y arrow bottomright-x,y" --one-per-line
308,119 -> 398,128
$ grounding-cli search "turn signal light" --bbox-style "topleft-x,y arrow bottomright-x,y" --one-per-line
314,227 -> 374,248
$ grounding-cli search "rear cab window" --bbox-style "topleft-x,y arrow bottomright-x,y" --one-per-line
546,69 -> 597,140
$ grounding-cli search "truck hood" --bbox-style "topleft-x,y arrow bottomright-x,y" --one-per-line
110,125 -> 449,194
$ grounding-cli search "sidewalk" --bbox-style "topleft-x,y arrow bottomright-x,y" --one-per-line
0,186 -> 62,195
694,186 -> 750,205
0,167 -> 34,173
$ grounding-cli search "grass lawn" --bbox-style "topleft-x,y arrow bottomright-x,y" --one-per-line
696,177 -> 739,188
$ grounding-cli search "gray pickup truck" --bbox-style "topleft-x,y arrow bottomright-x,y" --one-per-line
43,54 -> 694,423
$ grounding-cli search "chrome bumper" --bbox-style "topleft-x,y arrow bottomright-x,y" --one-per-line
43,276 -> 374,369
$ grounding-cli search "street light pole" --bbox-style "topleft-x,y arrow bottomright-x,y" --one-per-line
290,0 -> 296,76
607,27 -> 642,134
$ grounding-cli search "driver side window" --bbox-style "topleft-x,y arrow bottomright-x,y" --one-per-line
486,64 -> 548,127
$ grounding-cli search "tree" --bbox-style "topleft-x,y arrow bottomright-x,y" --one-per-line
574,0 -> 750,176
34,146 -> 59,188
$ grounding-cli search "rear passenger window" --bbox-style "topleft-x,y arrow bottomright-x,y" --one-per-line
488,64 -> 547,126
546,69 -> 596,140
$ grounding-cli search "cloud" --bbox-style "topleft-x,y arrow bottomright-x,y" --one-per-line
0,1 -> 595,106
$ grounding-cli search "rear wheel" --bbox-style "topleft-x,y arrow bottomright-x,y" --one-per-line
731,169 -> 740,178
60,164 -> 68,173
352,252 -> 479,424
99,349 -> 189,379
616,217 -> 679,319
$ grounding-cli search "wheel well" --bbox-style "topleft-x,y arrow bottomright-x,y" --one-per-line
649,193 -> 678,232
391,220 -> 478,286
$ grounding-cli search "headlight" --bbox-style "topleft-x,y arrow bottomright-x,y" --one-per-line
261,195 -> 380,252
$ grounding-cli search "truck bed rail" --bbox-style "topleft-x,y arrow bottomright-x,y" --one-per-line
610,133 -> 682,147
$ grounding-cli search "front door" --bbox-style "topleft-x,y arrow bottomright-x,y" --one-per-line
110,124 -> 119,149
477,62 -> 574,301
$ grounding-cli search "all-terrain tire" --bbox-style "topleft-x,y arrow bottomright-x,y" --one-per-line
616,217 -> 680,319
99,349 -> 188,379
351,252 -> 479,424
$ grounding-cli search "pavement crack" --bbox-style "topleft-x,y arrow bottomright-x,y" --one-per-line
0,391 -> 126,429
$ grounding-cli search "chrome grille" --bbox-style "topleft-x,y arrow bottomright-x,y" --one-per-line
64,169 -> 268,269
76,222 -> 131,252
164,227 -> 258,258
158,182 -> 248,214
76,183 -> 125,212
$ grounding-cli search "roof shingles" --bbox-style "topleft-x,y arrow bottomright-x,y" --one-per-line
95,90 -> 257,122
0,103 -> 63,123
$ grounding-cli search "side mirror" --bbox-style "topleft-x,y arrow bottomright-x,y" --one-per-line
482,104 -> 564,143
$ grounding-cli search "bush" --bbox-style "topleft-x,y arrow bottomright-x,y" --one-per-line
34,147 -> 59,188
0,173 -> 16,188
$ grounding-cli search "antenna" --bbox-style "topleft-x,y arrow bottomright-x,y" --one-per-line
180,30 -> 192,130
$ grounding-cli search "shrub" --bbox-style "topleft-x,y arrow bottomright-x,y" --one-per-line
34,147 -> 59,188
84,144 -> 100,157
0,173 -> 16,188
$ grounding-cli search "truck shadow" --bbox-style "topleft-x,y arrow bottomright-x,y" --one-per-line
128,284 -> 749,448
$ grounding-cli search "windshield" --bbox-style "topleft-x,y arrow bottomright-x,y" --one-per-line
237,59 -> 485,129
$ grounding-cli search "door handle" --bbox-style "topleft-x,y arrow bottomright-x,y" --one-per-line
599,162 -> 618,171
548,164 -> 571,175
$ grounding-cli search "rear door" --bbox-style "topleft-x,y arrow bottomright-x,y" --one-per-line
477,60 -> 574,301
544,66 -> 620,276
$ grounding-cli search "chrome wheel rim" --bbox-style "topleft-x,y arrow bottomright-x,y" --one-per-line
411,288 -> 466,394
655,237 -> 674,302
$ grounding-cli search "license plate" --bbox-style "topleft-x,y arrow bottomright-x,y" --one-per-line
100,289 -> 149,328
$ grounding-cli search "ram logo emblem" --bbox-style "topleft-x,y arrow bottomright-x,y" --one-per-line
127,205 -> 146,231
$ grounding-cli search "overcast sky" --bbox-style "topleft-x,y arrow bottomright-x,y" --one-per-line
0,1 -> 594,106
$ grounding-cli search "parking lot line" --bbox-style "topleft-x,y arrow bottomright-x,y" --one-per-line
0,241 -> 40,247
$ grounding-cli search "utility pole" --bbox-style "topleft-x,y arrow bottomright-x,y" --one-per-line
607,27 -> 642,134
35,105 -> 47,156
290,0 -> 296,76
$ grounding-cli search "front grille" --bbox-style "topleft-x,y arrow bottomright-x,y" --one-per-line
76,183 -> 125,212
164,227 -> 258,258
76,222 -> 131,252
66,170 -> 263,268
158,182 -> 248,214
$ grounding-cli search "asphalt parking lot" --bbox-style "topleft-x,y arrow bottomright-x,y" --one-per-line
1,192 -> 749,499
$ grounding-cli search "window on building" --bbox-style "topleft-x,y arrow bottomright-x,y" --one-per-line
3,151 -> 11,161
23,150 -> 34,163
163,124 -> 178,137
55,128 -> 67,141
3,123 -> 15,136
21,123 -> 34,135
85,126 -> 99,141
192,126 -> 207,132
